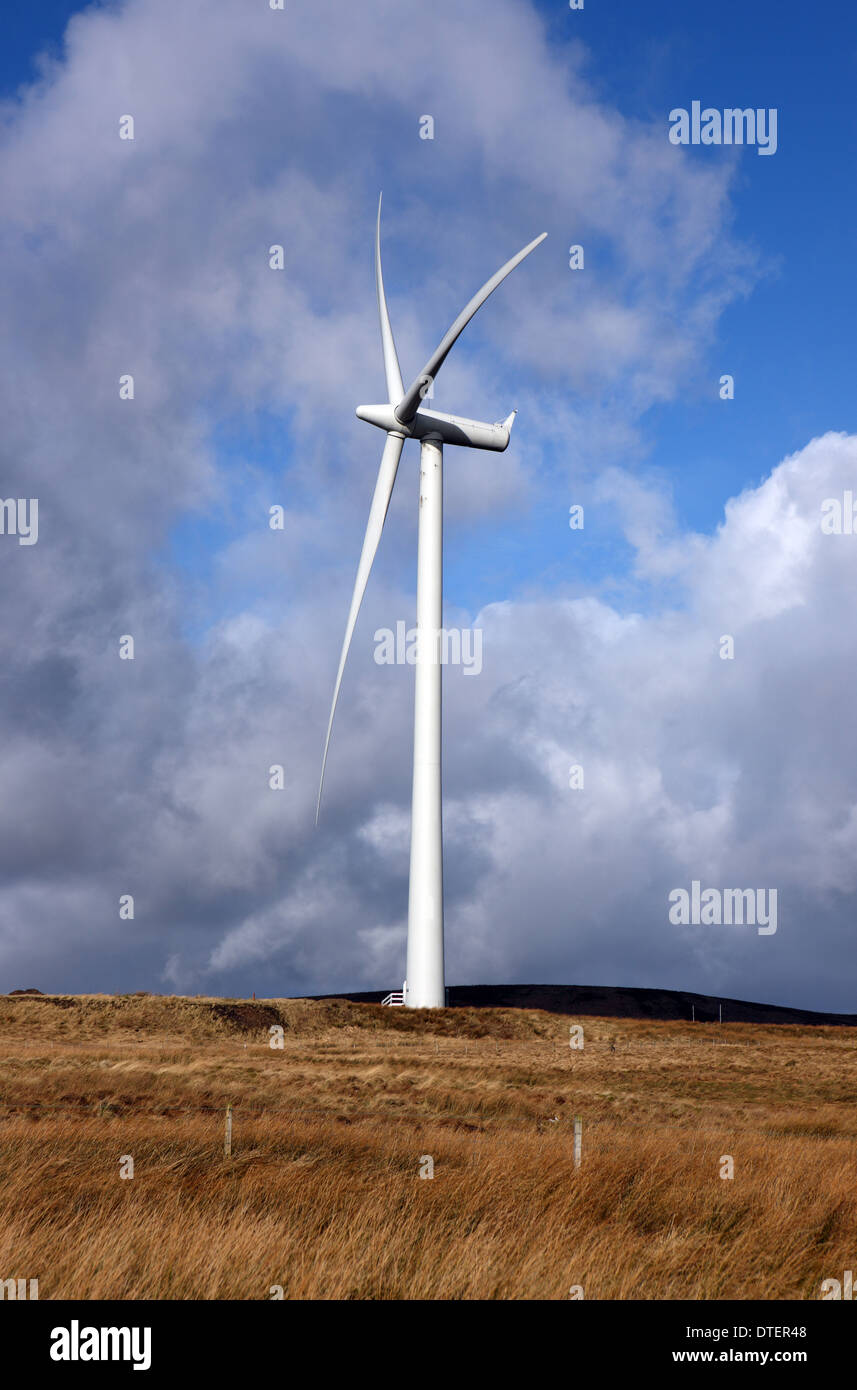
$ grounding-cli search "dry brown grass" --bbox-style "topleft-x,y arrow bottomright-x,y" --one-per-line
0,993 -> 855,1299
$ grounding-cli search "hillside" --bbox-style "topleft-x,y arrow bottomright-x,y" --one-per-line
6,983 -> 854,1029
315,982 -> 857,1026
1,990 -> 855,1298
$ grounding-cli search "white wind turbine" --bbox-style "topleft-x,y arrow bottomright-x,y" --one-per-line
317,196 -> 546,1008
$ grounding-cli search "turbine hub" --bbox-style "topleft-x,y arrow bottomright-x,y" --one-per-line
355,403 -> 401,432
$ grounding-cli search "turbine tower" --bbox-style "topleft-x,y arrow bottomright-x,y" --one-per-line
317,196 -> 546,1008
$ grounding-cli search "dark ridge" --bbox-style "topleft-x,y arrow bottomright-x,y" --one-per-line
310,983 -> 857,1027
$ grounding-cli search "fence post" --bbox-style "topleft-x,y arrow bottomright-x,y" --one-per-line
574,1115 -> 582,1170
224,1103 -> 233,1159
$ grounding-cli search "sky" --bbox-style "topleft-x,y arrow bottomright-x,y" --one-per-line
0,0 -> 855,1010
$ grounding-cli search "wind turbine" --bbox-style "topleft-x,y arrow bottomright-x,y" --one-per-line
317,196 -> 546,1008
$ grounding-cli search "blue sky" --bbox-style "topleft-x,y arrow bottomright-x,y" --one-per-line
1,0 -> 856,1010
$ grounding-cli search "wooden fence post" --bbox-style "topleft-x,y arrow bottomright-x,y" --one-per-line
224,1103 -> 233,1159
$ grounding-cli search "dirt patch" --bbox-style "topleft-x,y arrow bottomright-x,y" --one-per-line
211,1002 -> 282,1033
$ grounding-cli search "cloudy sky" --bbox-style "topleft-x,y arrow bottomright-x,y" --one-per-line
1,0 -> 855,1010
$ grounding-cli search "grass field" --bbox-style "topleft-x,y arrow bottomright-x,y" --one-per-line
0,993 -> 854,1299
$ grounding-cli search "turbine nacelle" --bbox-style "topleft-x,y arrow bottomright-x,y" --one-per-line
356,402 -> 516,452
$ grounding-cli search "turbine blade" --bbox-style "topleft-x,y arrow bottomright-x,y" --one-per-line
376,194 -> 404,405
316,429 -> 405,822
394,231 -> 547,426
